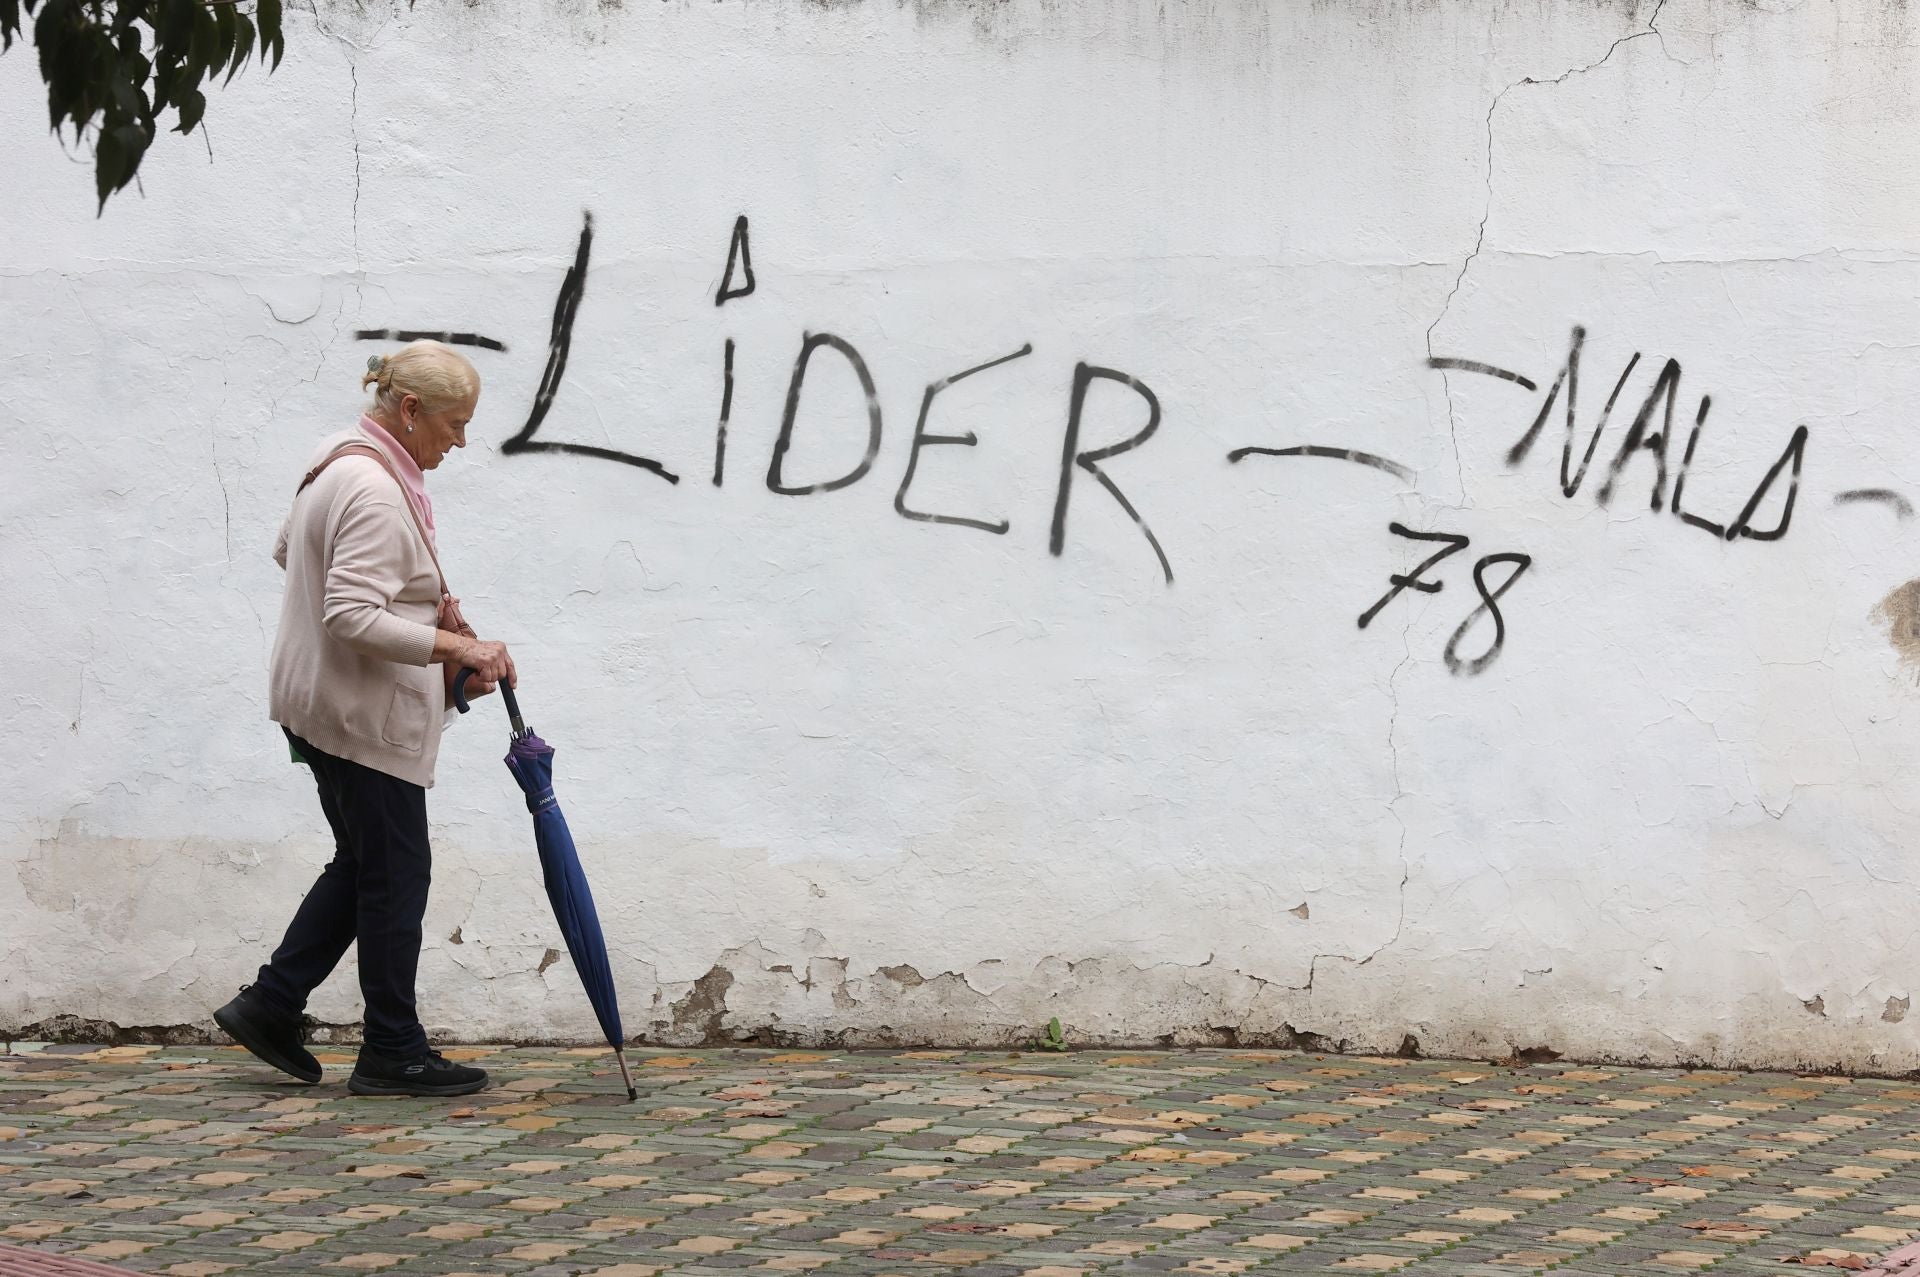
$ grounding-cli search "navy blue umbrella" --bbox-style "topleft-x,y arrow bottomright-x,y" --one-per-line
456,673 -> 636,1101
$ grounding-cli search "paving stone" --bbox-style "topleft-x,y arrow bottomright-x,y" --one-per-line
10,1048 -> 1920,1275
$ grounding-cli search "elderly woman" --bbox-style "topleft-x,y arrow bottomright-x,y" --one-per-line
213,340 -> 515,1098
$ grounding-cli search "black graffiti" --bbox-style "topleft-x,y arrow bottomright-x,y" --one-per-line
1358,523 -> 1470,628
1443,553 -> 1532,676
712,338 -> 735,487
1834,488 -> 1915,518
355,328 -> 507,352
500,212 -> 679,484
1228,444 -> 1415,484
1051,364 -> 1173,585
1725,424 -> 1807,541
895,344 -> 1031,535
1425,357 -> 1537,392
766,333 -> 884,495
1356,524 -> 1531,674
1594,356 -> 1678,510
716,215 -> 756,306
1669,394 -> 1724,536
1466,327 -> 1808,542
1506,328 -> 1646,499
387,211 -> 1899,671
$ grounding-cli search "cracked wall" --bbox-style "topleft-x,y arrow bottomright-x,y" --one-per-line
5,0 -> 1920,1071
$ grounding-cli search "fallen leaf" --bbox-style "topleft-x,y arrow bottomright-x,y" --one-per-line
447,1109 -> 474,1119
1780,1254 -> 1872,1269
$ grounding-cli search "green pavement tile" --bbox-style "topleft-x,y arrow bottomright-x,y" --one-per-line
12,1048 -> 1920,1276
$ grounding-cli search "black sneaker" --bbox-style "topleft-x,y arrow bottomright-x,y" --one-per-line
348,1048 -> 489,1097
212,986 -> 322,1084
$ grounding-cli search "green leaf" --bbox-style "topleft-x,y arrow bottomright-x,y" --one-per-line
151,58 -> 176,109
174,84 -> 203,133
257,0 -> 281,68
212,0 -> 234,72
94,123 -> 125,210
23,0 -> 288,210
224,9 -> 251,84
37,4 -> 92,133
108,68 -> 138,113
158,0 -> 193,58
188,1 -> 216,79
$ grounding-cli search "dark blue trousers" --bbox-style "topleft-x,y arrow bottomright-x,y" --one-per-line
254,729 -> 432,1057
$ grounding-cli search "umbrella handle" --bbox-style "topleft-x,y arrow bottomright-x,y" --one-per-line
452,668 -> 529,738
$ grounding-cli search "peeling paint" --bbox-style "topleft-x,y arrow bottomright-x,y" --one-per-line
664,966 -> 737,1043
1873,581 -> 1920,671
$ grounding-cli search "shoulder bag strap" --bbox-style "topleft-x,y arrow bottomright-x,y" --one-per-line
297,442 -> 454,607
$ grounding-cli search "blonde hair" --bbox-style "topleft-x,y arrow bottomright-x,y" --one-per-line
361,340 -> 480,418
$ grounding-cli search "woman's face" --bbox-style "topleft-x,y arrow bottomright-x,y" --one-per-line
402,393 -> 477,470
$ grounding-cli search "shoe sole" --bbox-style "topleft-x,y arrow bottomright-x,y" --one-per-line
213,1005 -> 322,1085
346,1073 -> 488,1098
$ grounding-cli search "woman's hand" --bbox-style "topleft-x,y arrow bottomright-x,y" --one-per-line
433,630 -> 516,692
459,637 -> 517,690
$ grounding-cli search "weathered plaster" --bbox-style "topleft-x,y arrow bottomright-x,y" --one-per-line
5,0 -> 1920,1071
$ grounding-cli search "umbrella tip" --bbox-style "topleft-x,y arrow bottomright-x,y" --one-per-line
626,1086 -> 638,1102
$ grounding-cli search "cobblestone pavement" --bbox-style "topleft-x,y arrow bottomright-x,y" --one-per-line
7,1044 -> 1920,1276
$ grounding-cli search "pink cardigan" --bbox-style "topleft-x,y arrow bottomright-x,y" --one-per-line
357,415 -> 435,540
268,429 -> 447,787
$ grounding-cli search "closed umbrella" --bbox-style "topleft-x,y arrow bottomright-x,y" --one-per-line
456,672 -> 636,1101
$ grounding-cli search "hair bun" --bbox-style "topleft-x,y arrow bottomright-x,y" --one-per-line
366,354 -> 387,375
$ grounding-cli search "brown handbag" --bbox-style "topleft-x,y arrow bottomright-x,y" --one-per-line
296,442 -> 477,677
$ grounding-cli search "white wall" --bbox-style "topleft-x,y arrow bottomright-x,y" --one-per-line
6,0 -> 1920,1070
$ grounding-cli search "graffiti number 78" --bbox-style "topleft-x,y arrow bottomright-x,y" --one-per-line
1358,522 -> 1532,676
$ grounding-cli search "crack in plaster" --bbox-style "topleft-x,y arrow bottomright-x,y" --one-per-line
1425,0 -> 1675,501
347,63 -> 360,266
211,428 -> 231,565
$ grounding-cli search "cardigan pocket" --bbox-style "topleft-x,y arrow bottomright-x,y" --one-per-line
380,681 -> 433,752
